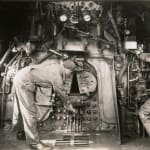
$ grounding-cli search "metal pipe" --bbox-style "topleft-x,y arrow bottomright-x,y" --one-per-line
108,11 -> 121,42
0,45 -> 14,70
49,49 -> 68,59
0,53 -> 19,128
108,11 -> 122,54
118,54 -> 128,86
127,62 -> 131,106
55,139 -> 91,146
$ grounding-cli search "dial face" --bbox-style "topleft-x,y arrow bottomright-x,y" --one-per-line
60,14 -> 68,22
83,15 -> 91,22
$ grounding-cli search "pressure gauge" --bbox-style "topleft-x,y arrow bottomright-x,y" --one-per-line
83,14 -> 91,22
59,14 -> 68,22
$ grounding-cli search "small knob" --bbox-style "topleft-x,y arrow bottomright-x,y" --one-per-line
51,116 -> 55,120
57,109 -> 61,113
87,110 -> 91,114
63,109 -> 67,113
92,104 -> 96,108
87,103 -> 90,107
57,116 -> 61,120
63,116 -> 67,120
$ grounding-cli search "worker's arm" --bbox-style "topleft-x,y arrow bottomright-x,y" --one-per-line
137,53 -> 150,63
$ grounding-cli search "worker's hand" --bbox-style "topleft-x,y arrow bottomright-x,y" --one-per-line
64,103 -> 77,114
135,44 -> 144,56
63,59 -> 76,71
135,49 -> 143,56
62,53 -> 69,60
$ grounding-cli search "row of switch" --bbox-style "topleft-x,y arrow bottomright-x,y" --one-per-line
53,107 -> 97,114
50,115 -> 98,121
86,102 -> 97,107
86,110 -> 97,114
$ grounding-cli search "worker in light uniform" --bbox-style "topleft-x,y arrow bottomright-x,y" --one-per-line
136,47 -> 150,136
12,41 -> 76,150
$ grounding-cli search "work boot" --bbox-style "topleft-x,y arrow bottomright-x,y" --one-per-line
30,141 -> 53,150
16,130 -> 26,140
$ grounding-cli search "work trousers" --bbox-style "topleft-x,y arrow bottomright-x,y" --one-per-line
12,59 -> 67,144
139,98 -> 150,136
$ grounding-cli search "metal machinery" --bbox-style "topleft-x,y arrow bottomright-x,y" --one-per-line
0,0 -> 150,144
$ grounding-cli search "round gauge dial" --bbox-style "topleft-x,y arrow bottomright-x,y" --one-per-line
83,14 -> 91,22
59,14 -> 68,22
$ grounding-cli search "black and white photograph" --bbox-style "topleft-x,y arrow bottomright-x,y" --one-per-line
0,0 -> 150,149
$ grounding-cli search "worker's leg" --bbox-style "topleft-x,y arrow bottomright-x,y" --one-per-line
13,62 -> 63,144
13,66 -> 40,144
139,99 -> 150,136
12,93 -> 24,131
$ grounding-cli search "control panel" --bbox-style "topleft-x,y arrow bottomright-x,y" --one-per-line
37,61 -> 99,132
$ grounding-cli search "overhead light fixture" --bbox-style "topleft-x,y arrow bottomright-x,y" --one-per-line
59,14 -> 68,22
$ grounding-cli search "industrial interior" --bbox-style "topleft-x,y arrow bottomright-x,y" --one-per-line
0,0 -> 150,149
